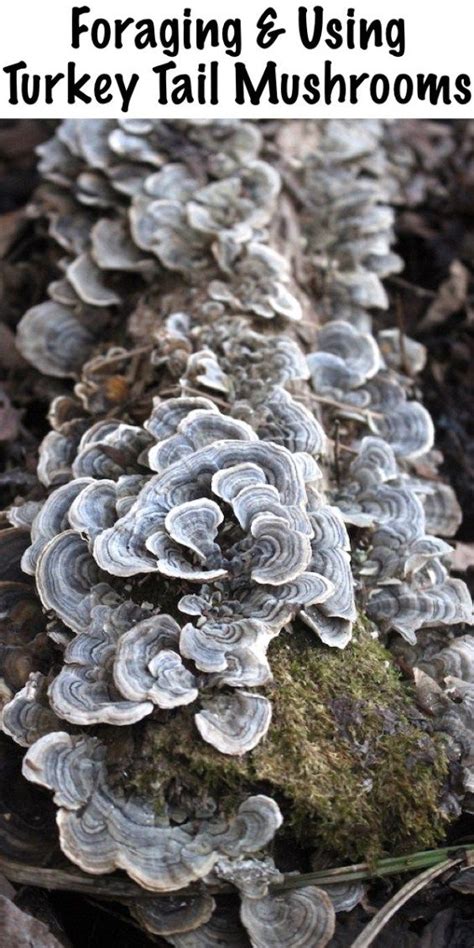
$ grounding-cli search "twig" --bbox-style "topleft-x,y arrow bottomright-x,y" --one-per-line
307,392 -> 384,421
395,294 -> 410,376
273,844 -> 474,890
93,345 -> 153,368
0,855 -> 177,901
1,846 -> 473,902
387,275 -> 436,299
350,855 -> 465,948
333,418 -> 341,486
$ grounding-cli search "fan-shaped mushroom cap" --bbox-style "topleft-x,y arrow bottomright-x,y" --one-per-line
414,667 -> 474,796
195,692 -> 272,755
240,886 -> 335,948
144,163 -> 198,201
72,420 -> 152,479
67,252 -> 120,307
418,636 -> 474,684
22,479 -> 92,575
300,505 -> 355,647
48,602 -> 154,725
210,241 -> 302,322
319,881 -> 365,913
403,536 -> 453,579
23,732 -> 282,891
371,399 -> 434,460
368,577 -> 473,643
1,673 -> 61,747
168,906 -> 250,947
36,531 -> 114,634
164,499 -> 224,563
131,893 -> 216,937
17,302 -> 96,378
258,388 -> 327,457
187,161 -> 280,240
131,196 -> 210,272
349,436 -> 398,490
317,321 -> 381,383
180,617 -> 272,677
148,411 -> 257,473
183,349 -> 231,394
37,422 -> 88,487
36,134 -> 81,185
68,479 -> 118,539
422,482 -> 463,537
76,168 -> 117,205
49,204 -> 94,256
250,514 -> 312,586
307,351 -> 364,399
309,507 -> 355,618
114,614 -> 198,708
210,463 -> 265,504
228,485 -> 306,536
8,501 -> 43,531
216,793 -> 283,854
145,397 -> 217,440
61,118 -> 115,168
94,438 -> 312,578
361,484 -> 425,565
91,218 -> 153,274
237,573 -> 334,630
378,329 -> 427,375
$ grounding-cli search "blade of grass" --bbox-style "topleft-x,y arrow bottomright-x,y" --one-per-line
350,855 -> 464,948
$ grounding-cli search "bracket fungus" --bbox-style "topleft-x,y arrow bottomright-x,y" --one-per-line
240,886 -> 335,948
22,731 -> 282,892
1,116 -> 472,944
131,892 -> 216,937
114,614 -> 198,709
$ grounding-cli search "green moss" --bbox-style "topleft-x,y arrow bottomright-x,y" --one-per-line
125,622 -> 449,864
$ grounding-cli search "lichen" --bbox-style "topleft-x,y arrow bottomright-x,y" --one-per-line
126,620 -> 449,864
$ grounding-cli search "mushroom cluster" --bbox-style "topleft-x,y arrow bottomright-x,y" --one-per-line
0,118 -> 472,946
17,120 -> 302,385
7,395 -> 351,753
299,119 -> 403,329
307,322 -> 470,644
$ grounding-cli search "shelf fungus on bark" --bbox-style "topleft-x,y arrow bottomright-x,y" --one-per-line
195,692 -> 272,756
414,637 -> 474,799
418,636 -> 474,683
166,906 -> 251,947
319,881 -> 365,914
368,574 -> 473,644
35,530 -> 116,635
47,602 -> 155,726
208,242 -> 302,322
17,301 -> 98,379
130,892 -> 216,938
240,885 -> 335,948
114,614 -> 198,709
1,672 -> 62,748
22,731 -> 282,892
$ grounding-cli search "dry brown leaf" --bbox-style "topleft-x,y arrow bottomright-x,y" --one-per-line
419,261 -> 469,331
0,209 -> 26,259
451,542 -> 474,573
